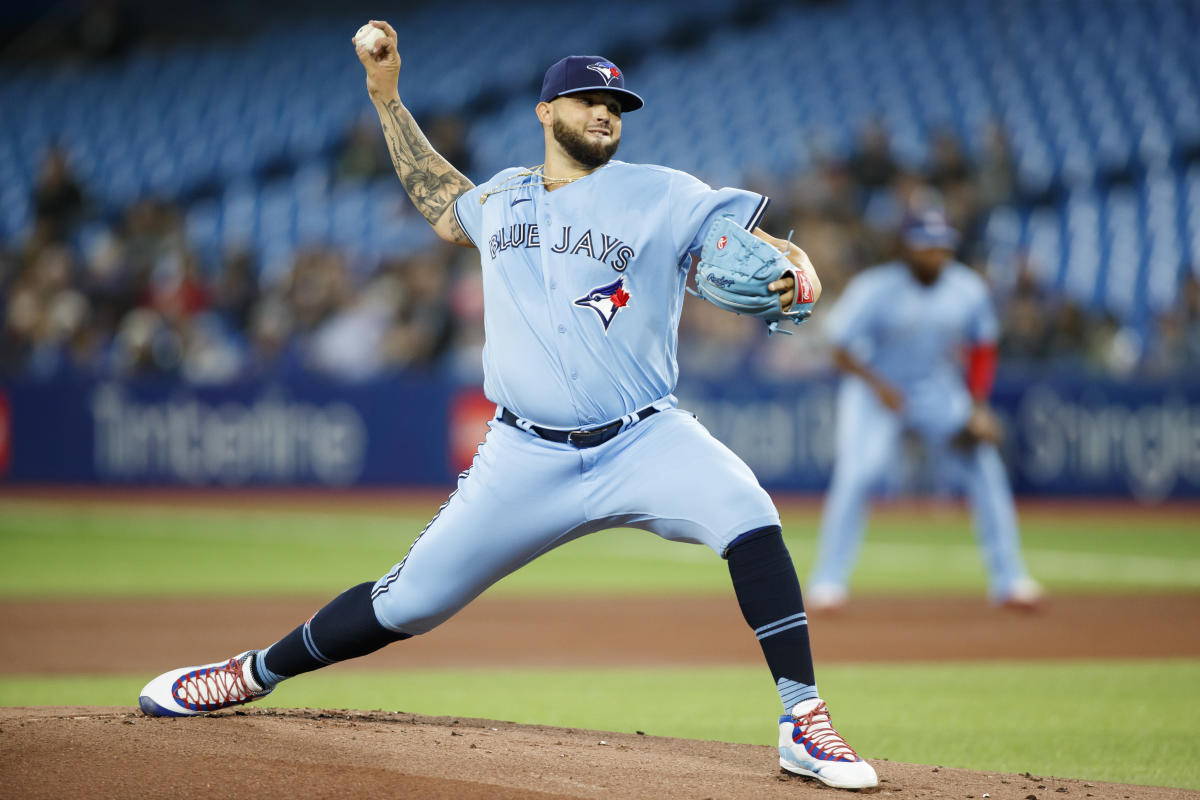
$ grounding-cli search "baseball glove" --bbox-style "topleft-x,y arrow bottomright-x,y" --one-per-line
691,216 -> 815,334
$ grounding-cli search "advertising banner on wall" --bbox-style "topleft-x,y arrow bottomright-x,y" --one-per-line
3,375 -> 451,487
2,373 -> 1197,500
676,377 -> 1200,503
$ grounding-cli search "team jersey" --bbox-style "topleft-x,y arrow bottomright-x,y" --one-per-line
453,160 -> 768,428
824,260 -> 998,431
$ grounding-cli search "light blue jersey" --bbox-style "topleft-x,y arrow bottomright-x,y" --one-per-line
369,158 -> 780,640
824,260 -> 998,437
453,160 -> 767,428
810,260 -> 1035,603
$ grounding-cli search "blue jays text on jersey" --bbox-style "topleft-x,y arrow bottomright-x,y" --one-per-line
454,160 -> 768,429
487,223 -> 636,271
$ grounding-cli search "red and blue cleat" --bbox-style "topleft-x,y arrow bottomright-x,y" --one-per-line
778,698 -> 878,789
139,651 -> 272,717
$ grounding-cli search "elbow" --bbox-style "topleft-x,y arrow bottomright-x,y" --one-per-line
434,206 -> 475,249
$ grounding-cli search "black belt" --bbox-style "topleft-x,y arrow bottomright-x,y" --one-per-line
498,405 -> 660,449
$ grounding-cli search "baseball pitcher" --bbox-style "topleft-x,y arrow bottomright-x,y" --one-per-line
138,22 -> 876,790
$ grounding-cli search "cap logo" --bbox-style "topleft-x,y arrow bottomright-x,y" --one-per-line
586,61 -> 621,86
716,235 -> 727,250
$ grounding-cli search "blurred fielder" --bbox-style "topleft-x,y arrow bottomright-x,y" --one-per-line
806,210 -> 1043,611
138,20 -> 878,790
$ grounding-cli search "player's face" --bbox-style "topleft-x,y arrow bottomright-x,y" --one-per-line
906,246 -> 951,284
550,92 -> 622,168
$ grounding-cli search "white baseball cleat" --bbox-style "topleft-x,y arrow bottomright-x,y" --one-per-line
995,577 -> 1045,612
805,582 -> 848,613
138,650 -> 272,717
778,698 -> 878,790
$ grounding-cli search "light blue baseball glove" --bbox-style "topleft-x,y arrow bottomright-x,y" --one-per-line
691,216 -> 814,334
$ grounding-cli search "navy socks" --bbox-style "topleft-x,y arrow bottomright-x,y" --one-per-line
725,526 -> 820,712
248,532 -> 817,712
253,582 -> 409,688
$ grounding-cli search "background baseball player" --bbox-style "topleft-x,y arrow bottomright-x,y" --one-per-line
138,21 -> 877,790
806,210 -> 1043,612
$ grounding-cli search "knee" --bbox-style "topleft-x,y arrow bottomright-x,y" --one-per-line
370,581 -> 454,636
723,525 -> 788,562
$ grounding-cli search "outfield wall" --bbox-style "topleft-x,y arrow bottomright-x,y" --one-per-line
2,373 -> 1198,500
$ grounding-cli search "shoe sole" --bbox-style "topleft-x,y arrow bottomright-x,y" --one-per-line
138,694 -> 195,717
138,691 -> 265,717
779,756 -> 877,790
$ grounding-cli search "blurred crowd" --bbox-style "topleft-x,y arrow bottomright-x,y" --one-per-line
2,119 -> 1199,385
692,120 -> 1200,381
0,149 -> 483,384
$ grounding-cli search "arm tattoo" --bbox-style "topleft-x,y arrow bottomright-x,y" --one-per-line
378,99 -> 474,242
444,209 -> 470,244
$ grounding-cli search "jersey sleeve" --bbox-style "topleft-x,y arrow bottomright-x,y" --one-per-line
670,171 -> 769,258
452,184 -> 487,248
966,277 -> 1000,344
822,272 -> 879,349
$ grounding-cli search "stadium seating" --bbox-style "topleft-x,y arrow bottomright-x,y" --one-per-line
2,0 -> 1197,323
465,0 -> 1200,324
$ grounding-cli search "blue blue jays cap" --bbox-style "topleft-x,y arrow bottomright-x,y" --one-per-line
539,55 -> 644,112
902,209 -> 959,250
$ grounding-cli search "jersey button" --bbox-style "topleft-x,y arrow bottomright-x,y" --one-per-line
550,281 -> 557,290
557,324 -> 566,333
571,371 -> 578,380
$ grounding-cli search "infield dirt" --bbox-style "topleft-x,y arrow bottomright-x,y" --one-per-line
3,592 -> 1199,674
3,706 -> 1197,800
3,592 -> 1200,798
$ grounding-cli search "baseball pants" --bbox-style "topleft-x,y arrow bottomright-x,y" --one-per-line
808,378 -> 1032,599
370,408 -> 782,635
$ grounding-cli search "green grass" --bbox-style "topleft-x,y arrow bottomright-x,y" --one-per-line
3,660 -> 1197,789
1,498 -> 1197,597
2,496 -> 1197,788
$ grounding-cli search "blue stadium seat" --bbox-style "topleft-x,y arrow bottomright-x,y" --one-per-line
2,0 -> 1197,322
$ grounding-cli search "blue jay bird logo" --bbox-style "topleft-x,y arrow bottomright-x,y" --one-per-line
586,61 -> 621,86
574,277 -> 631,332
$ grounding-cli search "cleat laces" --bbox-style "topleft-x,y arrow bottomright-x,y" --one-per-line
172,657 -> 259,711
791,701 -> 859,762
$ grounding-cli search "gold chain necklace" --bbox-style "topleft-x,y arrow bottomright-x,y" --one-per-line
479,164 -> 588,204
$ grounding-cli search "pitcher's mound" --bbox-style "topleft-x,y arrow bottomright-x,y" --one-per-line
0,706 -> 1192,800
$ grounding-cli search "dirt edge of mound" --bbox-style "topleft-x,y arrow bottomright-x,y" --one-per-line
2,706 -> 1195,800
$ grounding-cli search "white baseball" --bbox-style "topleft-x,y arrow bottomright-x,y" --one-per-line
354,24 -> 387,54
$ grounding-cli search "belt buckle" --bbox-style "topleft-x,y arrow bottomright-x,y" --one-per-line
567,428 -> 596,447
567,422 -> 615,448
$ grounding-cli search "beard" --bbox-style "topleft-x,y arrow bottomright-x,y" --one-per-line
552,118 -> 620,168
